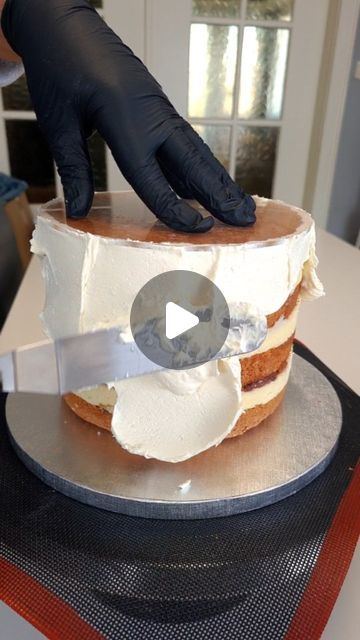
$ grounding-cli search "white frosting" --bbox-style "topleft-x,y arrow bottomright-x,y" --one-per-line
300,225 -> 325,301
111,358 -> 242,463
31,198 -> 323,340
241,300 -> 300,358
76,385 -> 116,413
31,195 -> 324,462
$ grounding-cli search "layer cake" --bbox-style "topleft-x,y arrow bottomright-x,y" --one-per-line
31,191 -> 324,462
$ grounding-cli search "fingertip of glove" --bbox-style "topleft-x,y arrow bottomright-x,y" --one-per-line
236,193 -> 257,226
162,215 -> 214,233
159,200 -> 214,233
189,216 -> 214,233
65,190 -> 93,220
219,193 -> 257,227
66,209 -> 88,220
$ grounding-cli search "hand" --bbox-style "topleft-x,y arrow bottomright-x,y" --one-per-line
2,0 -> 256,233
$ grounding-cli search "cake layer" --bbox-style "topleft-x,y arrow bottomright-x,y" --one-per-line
228,389 -> 286,438
228,353 -> 294,438
65,354 -> 292,440
267,282 -> 301,328
243,358 -> 288,392
64,392 -> 112,431
241,334 -> 294,387
64,374 -> 288,441
242,354 -> 292,410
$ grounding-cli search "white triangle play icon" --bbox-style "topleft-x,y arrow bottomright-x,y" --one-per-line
166,302 -> 199,340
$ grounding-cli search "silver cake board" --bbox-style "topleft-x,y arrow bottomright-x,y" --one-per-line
5,354 -> 342,520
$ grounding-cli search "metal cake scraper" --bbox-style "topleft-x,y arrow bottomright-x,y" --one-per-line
0,305 -> 267,395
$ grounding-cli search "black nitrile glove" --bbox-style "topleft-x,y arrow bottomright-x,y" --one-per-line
2,0 -> 256,233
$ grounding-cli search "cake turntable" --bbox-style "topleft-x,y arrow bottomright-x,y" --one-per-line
6,354 -> 342,519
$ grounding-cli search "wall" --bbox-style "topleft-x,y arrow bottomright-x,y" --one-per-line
327,13 -> 360,245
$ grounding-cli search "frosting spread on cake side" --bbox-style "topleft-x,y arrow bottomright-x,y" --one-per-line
111,358 -> 242,462
31,194 -> 324,462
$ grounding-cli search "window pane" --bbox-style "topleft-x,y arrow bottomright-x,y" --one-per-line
238,27 -> 289,120
193,0 -> 241,18
5,120 -> 56,203
246,0 -> 294,21
88,132 -> 107,191
193,125 -> 231,170
235,126 -> 279,197
189,24 -> 238,118
2,75 -> 32,111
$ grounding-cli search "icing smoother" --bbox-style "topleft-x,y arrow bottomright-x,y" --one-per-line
31,196 -> 324,462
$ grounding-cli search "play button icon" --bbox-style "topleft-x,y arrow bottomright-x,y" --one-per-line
130,270 -> 230,370
165,302 -> 199,340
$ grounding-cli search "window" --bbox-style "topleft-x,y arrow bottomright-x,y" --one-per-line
189,0 -> 294,196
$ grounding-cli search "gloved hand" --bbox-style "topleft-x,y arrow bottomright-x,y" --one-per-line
2,0 -> 256,233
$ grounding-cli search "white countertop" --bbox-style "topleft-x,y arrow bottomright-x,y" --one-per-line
0,228 -> 359,638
